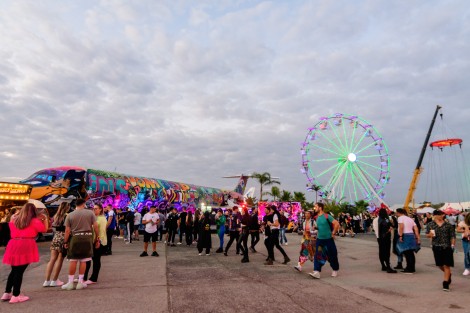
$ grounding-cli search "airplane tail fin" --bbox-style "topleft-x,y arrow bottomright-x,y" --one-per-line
234,175 -> 248,195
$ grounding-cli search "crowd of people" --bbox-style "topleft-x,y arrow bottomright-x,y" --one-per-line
1,200 -> 470,304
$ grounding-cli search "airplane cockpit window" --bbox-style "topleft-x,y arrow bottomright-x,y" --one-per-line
22,171 -> 65,183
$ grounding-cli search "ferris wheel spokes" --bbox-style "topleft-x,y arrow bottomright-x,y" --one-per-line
309,142 -> 342,157
354,139 -> 380,156
356,159 -> 385,172
329,120 -> 349,153
322,163 -> 345,198
353,163 -> 387,205
314,128 -> 345,155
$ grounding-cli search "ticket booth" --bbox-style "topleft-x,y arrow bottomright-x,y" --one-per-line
0,182 -> 32,246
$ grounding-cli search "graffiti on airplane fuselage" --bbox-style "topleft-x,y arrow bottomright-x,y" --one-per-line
86,169 -> 223,209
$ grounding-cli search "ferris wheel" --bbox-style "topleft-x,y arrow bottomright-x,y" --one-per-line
300,113 -> 390,204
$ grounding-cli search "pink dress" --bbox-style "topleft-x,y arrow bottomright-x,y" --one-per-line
2,218 -> 46,266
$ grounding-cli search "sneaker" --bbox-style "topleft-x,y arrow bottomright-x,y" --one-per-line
331,271 -> 338,277
394,264 -> 403,270
215,248 -> 223,253
42,280 -> 51,287
151,251 -> 159,257
294,265 -> 302,272
9,294 -> 29,304
387,268 -> 397,274
177,242 -> 182,245
282,257 -> 291,264
224,252 -> 228,256
1,292 -> 12,301
140,251 -> 148,257
241,258 -> 249,263
463,269 -> 470,276
75,282 -> 87,290
206,253 -> 210,256
83,280 -> 96,285
309,271 -> 321,279
443,281 -> 450,292
50,280 -> 64,287
198,253 -> 203,256
61,282 -> 74,291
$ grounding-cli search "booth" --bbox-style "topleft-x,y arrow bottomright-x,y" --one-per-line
0,182 -> 32,246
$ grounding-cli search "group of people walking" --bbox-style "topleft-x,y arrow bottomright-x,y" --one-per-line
2,200 -> 469,305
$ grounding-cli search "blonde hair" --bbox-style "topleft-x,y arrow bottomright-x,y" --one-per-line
53,202 -> 70,227
14,203 -> 39,230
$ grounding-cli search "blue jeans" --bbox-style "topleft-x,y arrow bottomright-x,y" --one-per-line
314,238 -> 339,272
218,226 -> 225,249
463,240 -> 470,269
280,227 -> 288,244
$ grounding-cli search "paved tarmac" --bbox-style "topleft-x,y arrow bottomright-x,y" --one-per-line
1,233 -> 470,313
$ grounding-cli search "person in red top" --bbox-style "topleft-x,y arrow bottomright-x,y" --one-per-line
1,203 -> 48,304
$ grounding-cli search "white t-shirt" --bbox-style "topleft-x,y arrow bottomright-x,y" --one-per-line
446,215 -> 457,226
398,215 -> 416,234
271,214 -> 280,230
134,212 -> 142,225
143,212 -> 159,233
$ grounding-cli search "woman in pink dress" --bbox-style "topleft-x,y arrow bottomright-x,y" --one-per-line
1,203 -> 48,304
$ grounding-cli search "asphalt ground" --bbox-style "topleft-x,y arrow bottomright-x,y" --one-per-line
1,232 -> 470,313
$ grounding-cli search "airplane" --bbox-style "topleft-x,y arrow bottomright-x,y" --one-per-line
20,166 -> 250,211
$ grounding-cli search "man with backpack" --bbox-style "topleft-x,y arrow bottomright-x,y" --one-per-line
309,202 -> 340,279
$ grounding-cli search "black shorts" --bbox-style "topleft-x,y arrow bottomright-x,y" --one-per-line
432,246 -> 454,267
143,231 -> 158,243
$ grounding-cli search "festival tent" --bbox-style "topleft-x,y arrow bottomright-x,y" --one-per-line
417,207 -> 435,214
437,202 -> 470,212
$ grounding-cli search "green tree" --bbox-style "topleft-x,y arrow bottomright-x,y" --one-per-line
308,184 -> 322,203
293,191 -> 307,209
280,190 -> 292,202
354,200 -> 369,213
246,196 -> 257,208
265,186 -> 281,201
252,172 -> 280,202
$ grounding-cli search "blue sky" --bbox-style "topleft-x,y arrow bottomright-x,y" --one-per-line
0,0 -> 469,206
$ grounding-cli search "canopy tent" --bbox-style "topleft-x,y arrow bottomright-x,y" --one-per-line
437,202 -> 470,212
417,207 -> 435,214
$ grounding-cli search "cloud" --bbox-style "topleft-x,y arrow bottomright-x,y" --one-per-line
0,0 -> 469,206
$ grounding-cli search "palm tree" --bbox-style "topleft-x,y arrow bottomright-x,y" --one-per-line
293,191 -> 307,210
280,190 -> 292,202
293,191 -> 306,202
246,196 -> 257,208
310,184 -> 322,203
354,200 -> 369,213
265,186 -> 281,201
252,172 -> 280,202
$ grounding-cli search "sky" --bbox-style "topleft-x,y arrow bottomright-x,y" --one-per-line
0,0 -> 469,207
